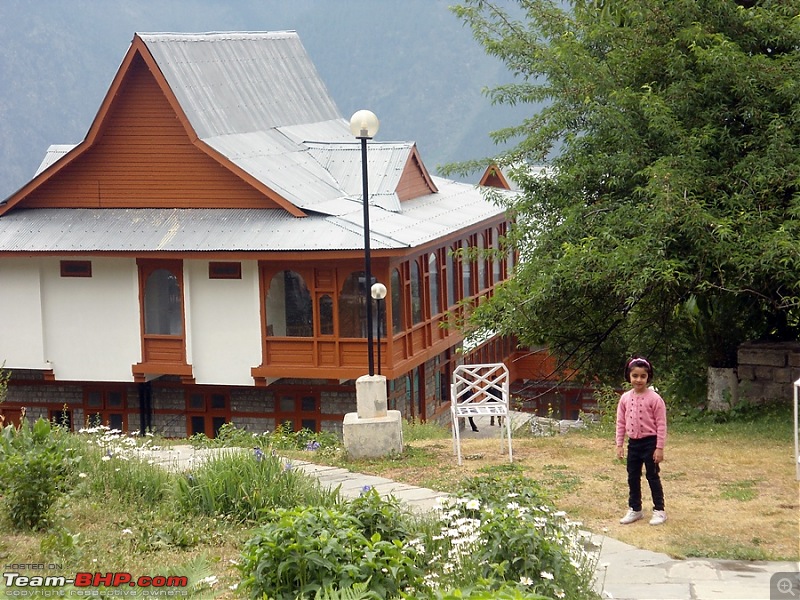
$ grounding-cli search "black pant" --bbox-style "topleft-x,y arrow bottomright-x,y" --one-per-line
627,436 -> 665,511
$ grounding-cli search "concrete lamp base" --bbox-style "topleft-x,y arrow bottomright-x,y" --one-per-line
342,374 -> 404,460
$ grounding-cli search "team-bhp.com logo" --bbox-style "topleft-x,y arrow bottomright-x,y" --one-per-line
3,572 -> 189,597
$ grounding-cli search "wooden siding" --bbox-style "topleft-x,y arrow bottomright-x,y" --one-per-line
23,54 -> 281,210
396,152 -> 435,201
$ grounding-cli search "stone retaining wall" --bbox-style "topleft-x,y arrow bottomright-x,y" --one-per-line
737,341 -> 800,405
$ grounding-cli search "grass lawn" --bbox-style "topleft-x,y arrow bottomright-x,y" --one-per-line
0,404 -> 796,600
292,404 -> 799,562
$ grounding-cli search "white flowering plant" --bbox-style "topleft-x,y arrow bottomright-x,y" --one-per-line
412,474 -> 598,599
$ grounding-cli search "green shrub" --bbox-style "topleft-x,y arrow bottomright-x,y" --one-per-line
239,505 -> 423,600
347,487 -> 416,542
0,418 -> 76,530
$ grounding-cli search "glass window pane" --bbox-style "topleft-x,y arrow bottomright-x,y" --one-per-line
87,391 -> 102,408
410,262 -> 423,325
212,417 -> 226,438
144,269 -> 182,335
301,419 -> 316,432
108,414 -> 123,431
447,247 -> 456,307
429,253 -> 440,315
107,391 -> 123,408
301,396 -> 316,412
280,396 -> 296,412
391,269 -> 404,335
492,227 -> 502,283
338,271 -> 366,338
210,394 -> 226,409
461,240 -> 472,298
268,271 -> 312,337
319,294 -> 334,335
190,416 -> 205,436
189,394 -> 204,410
477,234 -> 487,291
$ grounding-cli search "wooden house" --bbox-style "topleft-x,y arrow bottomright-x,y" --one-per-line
0,31 -> 517,436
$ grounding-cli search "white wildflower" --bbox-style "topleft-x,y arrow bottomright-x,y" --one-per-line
541,571 -> 554,580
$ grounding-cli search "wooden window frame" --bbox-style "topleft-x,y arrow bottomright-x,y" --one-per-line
209,261 -> 242,280
84,387 -> 128,431
186,389 -> 230,438
60,260 -> 92,278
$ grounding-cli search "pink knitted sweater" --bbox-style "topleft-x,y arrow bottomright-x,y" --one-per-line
615,388 -> 667,449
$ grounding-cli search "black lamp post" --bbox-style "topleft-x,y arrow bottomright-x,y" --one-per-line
350,110 -> 380,376
371,282 -> 387,375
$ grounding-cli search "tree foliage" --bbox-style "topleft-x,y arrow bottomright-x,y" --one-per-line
451,0 -> 800,389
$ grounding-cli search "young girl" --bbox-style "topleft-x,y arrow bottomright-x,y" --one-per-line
615,357 -> 667,525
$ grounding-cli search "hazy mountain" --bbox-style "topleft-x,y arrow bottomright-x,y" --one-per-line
0,0 -> 533,200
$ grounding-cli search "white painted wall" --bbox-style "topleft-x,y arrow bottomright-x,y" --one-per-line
186,260 -> 262,385
0,258 -> 47,369
40,257 -> 141,381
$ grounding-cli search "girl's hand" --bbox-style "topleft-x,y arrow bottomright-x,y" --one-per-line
654,448 -> 664,463
616,445 -> 624,460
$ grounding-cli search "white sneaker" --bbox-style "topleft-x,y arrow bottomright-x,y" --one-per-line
619,509 -> 643,524
649,510 -> 667,526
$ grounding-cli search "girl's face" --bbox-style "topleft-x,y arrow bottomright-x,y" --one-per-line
629,366 -> 650,393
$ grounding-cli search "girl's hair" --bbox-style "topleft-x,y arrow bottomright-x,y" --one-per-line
625,356 -> 653,383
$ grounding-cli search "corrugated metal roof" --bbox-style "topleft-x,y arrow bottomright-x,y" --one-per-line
4,31 -> 516,254
140,31 -> 342,138
0,178 -> 511,253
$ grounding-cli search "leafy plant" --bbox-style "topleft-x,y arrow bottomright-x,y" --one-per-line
239,505 -> 423,600
0,417 -> 76,530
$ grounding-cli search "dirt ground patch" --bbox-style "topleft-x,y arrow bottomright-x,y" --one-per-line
346,428 -> 799,561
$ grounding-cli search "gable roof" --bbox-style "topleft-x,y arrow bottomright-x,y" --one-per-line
0,31 -> 507,253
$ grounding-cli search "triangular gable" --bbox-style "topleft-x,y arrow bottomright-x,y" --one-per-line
479,164 -> 515,190
0,35 -> 305,217
396,145 -> 438,201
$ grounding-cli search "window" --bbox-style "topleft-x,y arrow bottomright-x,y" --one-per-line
477,234 -> 487,291
267,271 -> 313,337
339,271 -> 368,338
410,261 -> 423,325
49,409 -> 72,431
85,389 -> 127,431
319,294 -> 334,335
275,392 -> 320,432
144,268 -> 183,335
429,253 -> 440,315
209,262 -> 241,279
447,246 -> 457,308
391,269 -> 404,335
186,390 -> 229,438
461,239 -> 473,298
60,260 -> 92,278
492,227 -> 502,284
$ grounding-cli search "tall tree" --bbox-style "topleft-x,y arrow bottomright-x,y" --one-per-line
451,0 -> 800,391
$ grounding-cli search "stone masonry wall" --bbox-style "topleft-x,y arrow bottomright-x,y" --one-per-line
737,341 -> 800,405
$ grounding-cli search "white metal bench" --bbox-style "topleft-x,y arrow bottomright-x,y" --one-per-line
450,363 -> 513,466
